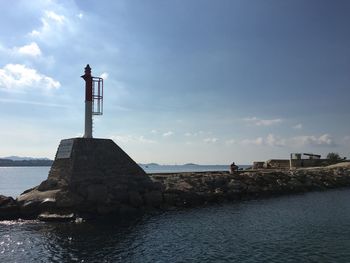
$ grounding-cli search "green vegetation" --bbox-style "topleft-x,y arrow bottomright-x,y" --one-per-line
326,152 -> 345,161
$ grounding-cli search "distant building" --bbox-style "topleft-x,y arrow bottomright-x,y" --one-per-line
252,153 -> 347,170
290,153 -> 324,168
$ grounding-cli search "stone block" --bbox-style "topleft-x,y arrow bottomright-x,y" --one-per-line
55,191 -> 84,208
86,184 -> 108,203
144,191 -> 163,207
128,191 -> 143,207
0,195 -> 20,220
110,188 -> 129,203
38,179 -> 58,191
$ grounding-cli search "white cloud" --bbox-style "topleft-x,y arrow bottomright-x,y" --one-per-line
0,42 -> 46,60
0,64 -> 60,92
241,133 -> 335,147
138,136 -> 155,144
29,10 -> 73,43
204,137 -> 218,143
184,131 -> 208,137
163,131 -> 174,137
100,72 -> 108,80
291,134 -> 336,147
266,134 -> 286,147
293,123 -> 303,130
225,139 -> 236,145
16,42 -> 42,57
240,134 -> 283,146
151,129 -> 158,134
30,11 -> 63,37
244,117 -> 282,126
77,13 -> 83,19
241,137 -> 264,146
45,10 -> 65,24
111,135 -> 155,144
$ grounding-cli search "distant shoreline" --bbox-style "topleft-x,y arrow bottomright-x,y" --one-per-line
0,159 -> 53,167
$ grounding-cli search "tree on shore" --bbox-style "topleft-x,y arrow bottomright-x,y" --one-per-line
326,152 -> 343,161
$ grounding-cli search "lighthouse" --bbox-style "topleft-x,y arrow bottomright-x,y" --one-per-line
81,64 -> 103,138
16,65 -> 160,220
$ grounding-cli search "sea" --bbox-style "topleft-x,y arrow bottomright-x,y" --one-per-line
1,166 -> 350,262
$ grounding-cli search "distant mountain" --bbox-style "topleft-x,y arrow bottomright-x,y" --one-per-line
0,157 -> 53,167
184,163 -> 198,166
3,156 -> 51,161
146,163 -> 160,166
138,163 -> 160,166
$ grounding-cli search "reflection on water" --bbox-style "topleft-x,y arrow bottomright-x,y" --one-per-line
1,188 -> 350,262
0,218 -> 142,262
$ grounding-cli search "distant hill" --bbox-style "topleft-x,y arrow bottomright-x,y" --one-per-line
0,157 -> 53,167
146,163 -> 160,166
3,156 -> 51,161
139,163 -> 160,166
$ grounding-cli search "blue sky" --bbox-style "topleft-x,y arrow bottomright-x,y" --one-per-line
0,0 -> 349,164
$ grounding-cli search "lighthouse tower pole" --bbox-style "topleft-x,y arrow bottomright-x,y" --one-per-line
81,64 -> 93,138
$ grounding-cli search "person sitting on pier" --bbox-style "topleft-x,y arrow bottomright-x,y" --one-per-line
230,162 -> 238,174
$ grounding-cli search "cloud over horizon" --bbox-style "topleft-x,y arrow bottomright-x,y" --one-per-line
243,117 -> 283,126
204,137 -> 218,143
240,133 -> 336,148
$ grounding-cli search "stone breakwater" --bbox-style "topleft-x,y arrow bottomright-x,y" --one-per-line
1,166 -> 350,221
151,166 -> 350,207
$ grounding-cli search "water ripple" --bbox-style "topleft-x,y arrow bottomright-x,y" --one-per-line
1,189 -> 350,262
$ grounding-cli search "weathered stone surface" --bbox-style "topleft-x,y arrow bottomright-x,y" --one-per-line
48,138 -> 147,184
19,200 -> 41,218
96,205 -> 118,215
110,188 -> 129,203
0,195 -> 20,220
119,204 -> 140,216
144,191 -> 163,207
14,138 -> 159,220
17,188 -> 60,203
55,191 -> 84,208
150,166 -> 350,208
86,184 -> 108,203
16,188 -> 61,218
39,198 -> 56,210
129,191 -> 143,207
37,178 -> 58,191
0,195 -> 17,207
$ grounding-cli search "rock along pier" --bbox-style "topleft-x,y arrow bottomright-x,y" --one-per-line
1,162 -> 350,221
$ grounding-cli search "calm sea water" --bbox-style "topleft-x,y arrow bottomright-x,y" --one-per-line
1,167 -> 350,262
0,167 -> 50,197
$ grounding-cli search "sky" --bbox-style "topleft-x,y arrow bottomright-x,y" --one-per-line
0,0 -> 349,164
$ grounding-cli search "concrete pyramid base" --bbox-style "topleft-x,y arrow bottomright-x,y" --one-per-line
17,138 -> 163,219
